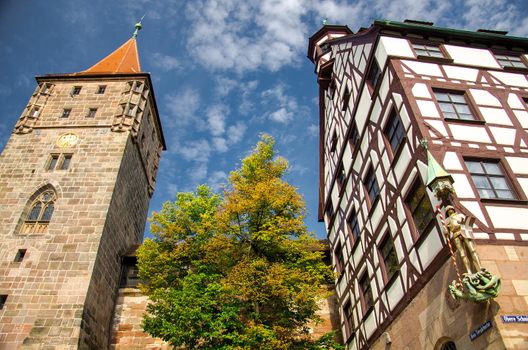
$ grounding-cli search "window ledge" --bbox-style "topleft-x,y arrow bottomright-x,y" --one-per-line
503,66 -> 528,74
416,55 -> 454,64
480,198 -> 528,206
444,117 -> 486,125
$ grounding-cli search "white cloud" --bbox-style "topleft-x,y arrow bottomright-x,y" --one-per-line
175,139 -> 211,163
209,171 -> 228,190
163,88 -> 201,128
207,104 -> 228,136
150,52 -> 181,71
215,77 -> 238,97
212,137 -> 229,153
261,84 -> 299,124
227,122 -> 247,144
239,80 -> 259,115
185,0 -> 309,72
307,124 -> 319,137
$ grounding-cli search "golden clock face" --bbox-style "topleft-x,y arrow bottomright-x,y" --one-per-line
56,133 -> 78,148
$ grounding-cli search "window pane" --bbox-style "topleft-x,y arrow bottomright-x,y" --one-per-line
439,103 -> 455,113
473,175 -> 492,189
496,190 -> 515,199
483,162 -> 501,175
61,155 -> 71,170
450,94 -> 465,103
48,156 -> 58,170
465,161 -> 483,173
41,204 -> 54,222
454,104 -> 471,114
477,188 -> 494,198
490,177 -> 510,190
28,203 -> 42,221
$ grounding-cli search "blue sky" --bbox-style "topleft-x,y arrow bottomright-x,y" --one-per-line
1,0 -> 527,238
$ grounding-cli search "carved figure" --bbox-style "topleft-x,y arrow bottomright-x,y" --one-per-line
445,205 -> 481,274
449,269 -> 501,303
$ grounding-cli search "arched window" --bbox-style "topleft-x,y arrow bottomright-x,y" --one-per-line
21,189 -> 56,234
441,341 -> 457,350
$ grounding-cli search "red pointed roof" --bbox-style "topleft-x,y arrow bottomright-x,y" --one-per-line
81,37 -> 141,74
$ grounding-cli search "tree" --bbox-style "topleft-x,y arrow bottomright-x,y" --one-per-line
137,135 -> 341,349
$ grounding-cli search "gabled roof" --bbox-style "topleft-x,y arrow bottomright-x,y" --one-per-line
80,37 -> 141,74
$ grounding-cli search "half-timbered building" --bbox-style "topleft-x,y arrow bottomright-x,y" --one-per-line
308,20 -> 528,350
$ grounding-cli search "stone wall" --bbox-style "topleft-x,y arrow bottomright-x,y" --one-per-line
369,244 -> 528,350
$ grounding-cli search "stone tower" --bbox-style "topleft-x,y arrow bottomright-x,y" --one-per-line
0,26 -> 165,349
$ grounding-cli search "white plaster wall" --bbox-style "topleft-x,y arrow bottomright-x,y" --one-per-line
443,65 -> 479,82
489,71 -> 528,88
506,157 -> 528,174
449,125 -> 491,143
452,174 -> 476,198
376,36 -> 414,68
487,206 -> 528,229
469,89 -> 501,107
443,45 -> 501,69
412,83 -> 431,99
479,107 -> 512,126
460,200 -> 488,226
443,152 -> 463,170
417,229 -> 443,269
417,100 -> 440,118
386,279 -> 404,312
401,60 -> 443,77
489,127 -> 516,145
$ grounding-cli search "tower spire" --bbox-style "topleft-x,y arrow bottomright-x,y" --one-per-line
132,15 -> 145,39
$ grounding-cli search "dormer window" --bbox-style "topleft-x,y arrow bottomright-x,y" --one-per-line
495,54 -> 526,69
412,44 -> 445,58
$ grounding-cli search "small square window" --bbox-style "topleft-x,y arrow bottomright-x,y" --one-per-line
359,273 -> 373,314
434,90 -> 476,121
412,44 -> 445,58
0,295 -> 7,309
495,54 -> 526,69
134,82 -> 143,93
384,110 -> 405,154
96,85 -> 106,94
31,107 -> 40,118
14,249 -> 27,262
86,108 -> 97,118
379,235 -> 398,282
364,167 -> 380,204
60,154 -> 72,170
71,86 -> 82,96
47,154 -> 59,170
61,108 -> 71,118
465,159 -> 516,199
367,61 -> 381,89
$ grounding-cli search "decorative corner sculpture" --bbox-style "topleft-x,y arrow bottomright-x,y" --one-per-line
422,140 -> 501,303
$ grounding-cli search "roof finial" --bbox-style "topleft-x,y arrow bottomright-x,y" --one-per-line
322,18 -> 328,26
132,14 -> 145,38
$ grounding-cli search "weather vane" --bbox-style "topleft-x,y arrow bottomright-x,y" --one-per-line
322,18 -> 328,25
133,14 -> 146,38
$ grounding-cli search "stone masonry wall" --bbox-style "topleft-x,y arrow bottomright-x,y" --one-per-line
369,244 -> 528,350
0,77 -> 161,349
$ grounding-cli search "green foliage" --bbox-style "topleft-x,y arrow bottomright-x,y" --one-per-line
137,135 -> 341,349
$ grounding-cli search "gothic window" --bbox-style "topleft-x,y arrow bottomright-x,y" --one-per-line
465,159 -> 516,199
379,234 -> 399,282
412,44 -> 445,58
434,90 -> 475,121
405,181 -> 435,236
384,110 -> 405,154
21,189 -> 56,235
495,54 -> 526,69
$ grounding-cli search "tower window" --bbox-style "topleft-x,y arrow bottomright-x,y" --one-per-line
405,181 -> 435,236
71,86 -> 82,96
20,187 -> 57,235
434,90 -> 475,121
384,110 -> 405,154
379,234 -> 399,282
31,107 -> 40,118
96,85 -> 106,94
412,44 -> 445,58
14,249 -> 27,262
61,108 -> 71,118
495,54 -> 526,69
465,159 -> 516,199
120,256 -> 140,288
47,154 -> 59,170
60,154 -> 72,170
86,108 -> 97,118
0,295 -> 7,310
